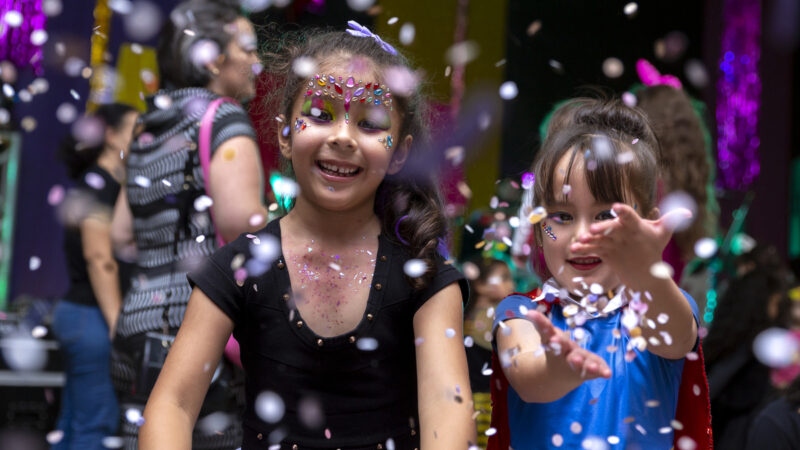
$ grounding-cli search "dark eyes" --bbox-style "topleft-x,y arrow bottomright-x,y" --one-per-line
546,210 -> 616,224
596,210 -> 616,221
547,212 -> 572,224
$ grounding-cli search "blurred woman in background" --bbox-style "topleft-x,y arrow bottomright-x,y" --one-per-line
52,103 -> 138,449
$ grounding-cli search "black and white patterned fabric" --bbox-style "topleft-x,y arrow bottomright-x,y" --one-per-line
111,88 -> 256,450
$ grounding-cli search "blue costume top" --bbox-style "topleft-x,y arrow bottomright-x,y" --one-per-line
492,278 -> 699,449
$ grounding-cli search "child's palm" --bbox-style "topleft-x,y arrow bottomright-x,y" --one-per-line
526,310 -> 612,380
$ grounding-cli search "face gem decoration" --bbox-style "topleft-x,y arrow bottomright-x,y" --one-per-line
294,117 -> 307,133
306,74 -> 394,114
542,221 -> 556,241
378,135 -> 393,151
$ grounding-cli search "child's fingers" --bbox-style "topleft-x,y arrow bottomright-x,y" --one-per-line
611,203 -> 639,226
588,218 -> 621,236
657,207 -> 694,233
525,310 -> 557,342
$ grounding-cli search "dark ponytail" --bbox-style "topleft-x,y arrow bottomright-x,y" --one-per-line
58,103 -> 137,180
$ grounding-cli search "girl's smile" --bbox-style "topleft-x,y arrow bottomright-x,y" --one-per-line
279,63 -> 409,214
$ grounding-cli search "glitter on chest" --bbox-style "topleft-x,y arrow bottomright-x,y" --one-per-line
288,240 -> 377,330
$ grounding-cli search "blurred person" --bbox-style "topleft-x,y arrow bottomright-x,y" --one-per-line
464,257 -> 514,449
636,83 -> 719,284
771,284 -> 800,389
52,103 -> 138,449
109,1 -> 267,448
747,366 -> 800,449
704,268 -> 787,449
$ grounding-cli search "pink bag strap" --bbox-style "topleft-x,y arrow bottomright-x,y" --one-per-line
198,97 -> 238,248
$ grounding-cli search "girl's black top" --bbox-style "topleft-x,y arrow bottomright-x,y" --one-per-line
189,218 -> 469,449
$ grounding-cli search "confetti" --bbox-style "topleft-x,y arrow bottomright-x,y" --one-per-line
190,40 -> 220,69
31,325 -> 48,338
255,391 -> 285,423
55,103 -> 77,123
693,237 -> 717,259
194,195 -> 213,212
29,256 -> 42,271
21,116 -> 37,131
623,2 -> 638,17
42,0 -> 63,16
684,59 -> 709,88
134,175 -> 151,188
649,262 -> 674,280
356,337 -> 379,351
293,56 -> 317,78
324,427 -> 332,439
123,1 -> 162,41
241,0 -> 271,13
346,0 -> 375,11
602,57 -> 624,78
445,41 -> 480,66
403,259 -> 427,278
387,17 -> 399,25
445,328 -> 456,338
101,437 -> 124,448
45,430 -> 64,444
47,185 -> 65,205
384,65 -> 419,96
753,327 -> 800,368
607,435 -> 620,444
526,20 -> 542,36
677,436 -> 697,450
399,23 -> 415,45
499,81 -> 518,100
30,29 -> 48,45
3,11 -> 22,27
527,206 -> 547,224
552,433 -> 564,447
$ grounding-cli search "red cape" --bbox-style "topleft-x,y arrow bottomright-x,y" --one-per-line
487,290 -> 712,449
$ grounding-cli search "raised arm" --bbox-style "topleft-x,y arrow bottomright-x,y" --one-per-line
495,310 -> 611,403
139,288 -> 233,449
413,283 -> 477,449
207,136 -> 269,243
572,203 -> 698,359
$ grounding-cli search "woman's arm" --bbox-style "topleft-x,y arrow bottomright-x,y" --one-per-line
80,214 -> 122,337
495,311 -> 611,403
139,288 -> 233,449
413,283 -> 477,449
110,186 -> 137,261
207,136 -> 269,243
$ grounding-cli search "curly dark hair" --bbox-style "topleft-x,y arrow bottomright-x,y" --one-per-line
530,97 -> 660,279
636,85 -> 719,262
57,103 -> 137,180
260,28 -> 447,290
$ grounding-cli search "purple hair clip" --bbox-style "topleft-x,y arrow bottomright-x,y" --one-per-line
346,20 -> 398,56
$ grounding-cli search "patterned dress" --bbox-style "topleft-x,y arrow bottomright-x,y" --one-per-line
111,88 -> 257,449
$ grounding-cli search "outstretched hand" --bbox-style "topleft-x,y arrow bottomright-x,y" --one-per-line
525,310 -> 611,380
570,203 -> 692,286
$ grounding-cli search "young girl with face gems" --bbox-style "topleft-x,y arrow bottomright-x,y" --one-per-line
139,25 -> 476,449
488,98 -> 702,449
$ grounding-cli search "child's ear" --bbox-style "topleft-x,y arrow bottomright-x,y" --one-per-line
277,114 -> 292,160
387,135 -> 412,175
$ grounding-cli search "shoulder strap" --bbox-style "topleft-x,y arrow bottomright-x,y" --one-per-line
198,97 -> 238,247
